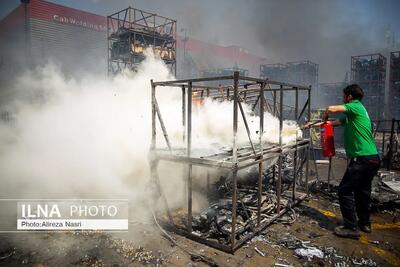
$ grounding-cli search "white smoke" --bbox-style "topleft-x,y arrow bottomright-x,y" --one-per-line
0,50 -> 300,202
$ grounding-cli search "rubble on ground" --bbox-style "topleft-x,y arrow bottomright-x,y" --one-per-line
250,228 -> 378,267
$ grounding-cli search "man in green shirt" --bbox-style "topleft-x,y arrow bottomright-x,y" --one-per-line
306,84 -> 380,239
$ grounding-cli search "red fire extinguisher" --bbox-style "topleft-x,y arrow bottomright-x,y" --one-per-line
320,121 -> 335,158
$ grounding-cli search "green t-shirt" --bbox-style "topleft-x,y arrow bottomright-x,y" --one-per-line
339,100 -> 377,158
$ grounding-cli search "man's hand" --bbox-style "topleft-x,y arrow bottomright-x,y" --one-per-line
324,105 -> 346,121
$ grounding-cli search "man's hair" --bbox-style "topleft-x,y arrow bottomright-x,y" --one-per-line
343,84 -> 364,100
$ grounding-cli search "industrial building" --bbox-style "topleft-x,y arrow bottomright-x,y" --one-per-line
0,0 -> 264,82
390,51 -> 400,119
0,0 -> 266,123
0,0 -> 108,79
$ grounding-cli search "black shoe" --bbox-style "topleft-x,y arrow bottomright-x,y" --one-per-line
358,223 -> 372,233
334,226 -> 360,239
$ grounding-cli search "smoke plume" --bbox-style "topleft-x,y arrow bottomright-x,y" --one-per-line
0,51 -> 299,213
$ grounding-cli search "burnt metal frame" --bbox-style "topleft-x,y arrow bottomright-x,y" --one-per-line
149,71 -> 311,253
107,6 -> 177,76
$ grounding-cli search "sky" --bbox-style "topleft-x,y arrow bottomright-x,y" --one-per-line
1,0 -> 400,83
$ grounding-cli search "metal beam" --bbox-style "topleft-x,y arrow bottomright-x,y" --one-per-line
187,81 -> 193,233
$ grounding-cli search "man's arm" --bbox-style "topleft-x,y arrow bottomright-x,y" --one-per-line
323,105 -> 346,121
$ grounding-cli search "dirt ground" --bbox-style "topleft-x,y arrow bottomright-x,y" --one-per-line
0,158 -> 399,267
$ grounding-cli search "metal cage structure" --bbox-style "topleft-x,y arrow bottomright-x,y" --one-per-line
107,7 -> 177,75
260,61 -> 318,110
286,61 -> 319,88
390,51 -> 400,119
351,53 -> 387,121
149,72 -> 311,253
260,63 -> 287,81
260,61 -> 318,87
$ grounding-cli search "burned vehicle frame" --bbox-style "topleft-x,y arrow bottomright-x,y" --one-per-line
149,71 -> 312,253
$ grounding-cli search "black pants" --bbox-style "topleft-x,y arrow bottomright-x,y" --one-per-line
338,155 -> 380,229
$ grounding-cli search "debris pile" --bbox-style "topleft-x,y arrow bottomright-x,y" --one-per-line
191,191 -> 293,244
371,171 -> 400,209
185,155 -> 305,244
254,229 -> 378,266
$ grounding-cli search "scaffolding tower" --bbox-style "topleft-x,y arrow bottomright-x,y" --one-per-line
286,61 -> 319,87
259,63 -> 287,81
260,61 -> 318,87
107,7 -> 177,75
260,60 -> 318,111
351,53 -> 386,121
390,51 -> 400,119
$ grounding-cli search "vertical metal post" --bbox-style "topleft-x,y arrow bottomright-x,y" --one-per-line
257,82 -> 265,225
128,8 -> 132,68
174,21 -> 177,76
231,72 -> 239,250
293,87 -> 299,201
387,118 -> 395,171
181,85 -> 187,208
305,87 -> 311,193
327,157 -> 332,191
133,9 -> 136,67
187,81 -> 193,232
232,73 -> 239,166
151,80 -> 156,150
295,87 -> 299,121
107,16 -> 110,76
272,87 -> 277,186
153,14 -> 156,47
382,132 -> 385,156
277,85 -> 283,213
182,86 -> 186,142
206,170 -> 210,199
